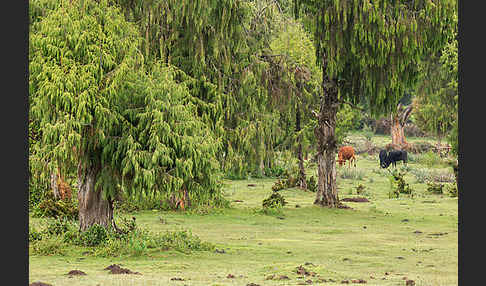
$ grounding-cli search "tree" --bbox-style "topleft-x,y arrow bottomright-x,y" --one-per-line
295,0 -> 457,207
269,16 -> 321,188
414,22 -> 458,152
29,0 -> 224,230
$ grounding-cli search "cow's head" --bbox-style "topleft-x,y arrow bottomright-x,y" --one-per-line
379,150 -> 390,168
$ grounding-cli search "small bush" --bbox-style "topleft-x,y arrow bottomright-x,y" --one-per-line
416,151 -> 445,167
356,184 -> 366,195
29,226 -> 43,242
409,168 -> 430,183
445,183 -> 458,197
44,218 -> 74,239
30,237 -> 66,256
426,182 -> 444,194
32,192 -> 78,220
410,168 -> 455,183
271,179 -> 286,192
388,170 -> 413,198
264,165 -> 285,178
262,191 -> 287,209
362,124 -> 374,141
306,176 -> 317,192
77,224 -> 109,247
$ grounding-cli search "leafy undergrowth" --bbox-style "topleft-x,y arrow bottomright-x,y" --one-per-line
29,217 -> 214,258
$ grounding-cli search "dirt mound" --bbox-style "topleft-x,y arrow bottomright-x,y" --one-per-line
337,203 -> 352,209
104,264 -> 141,275
30,283 -> 53,286
341,197 -> 369,203
67,270 -> 86,276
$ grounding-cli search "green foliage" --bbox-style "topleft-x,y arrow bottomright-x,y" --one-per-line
336,104 -> 363,143
414,15 -> 457,149
45,217 -> 73,236
262,191 -> 287,209
271,179 -> 287,192
77,224 -> 109,247
415,151 -> 445,167
306,175 -> 317,192
29,215 -> 214,257
32,193 -> 78,220
388,170 -> 414,198
426,182 -> 444,194
29,226 -> 44,243
29,179 -> 48,211
445,183 -> 458,198
297,0 -> 457,116
356,183 -> 366,195
29,0 -> 227,213
30,237 -> 67,256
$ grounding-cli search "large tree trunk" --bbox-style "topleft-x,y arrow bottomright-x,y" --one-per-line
391,103 -> 413,148
77,162 -> 113,231
314,60 -> 340,207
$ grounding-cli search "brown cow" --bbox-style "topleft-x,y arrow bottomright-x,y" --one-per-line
337,146 -> 356,168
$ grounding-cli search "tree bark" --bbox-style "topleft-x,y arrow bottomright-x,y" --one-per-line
77,162 -> 113,231
391,103 -> 413,148
314,58 -> 340,207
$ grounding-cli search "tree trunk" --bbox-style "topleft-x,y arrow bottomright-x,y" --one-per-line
391,103 -> 413,148
77,162 -> 113,231
295,102 -> 307,189
51,171 -> 61,200
390,117 -> 407,146
314,59 -> 340,207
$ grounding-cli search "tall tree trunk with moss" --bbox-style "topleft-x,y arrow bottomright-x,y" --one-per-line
77,161 -> 113,231
314,62 -> 339,207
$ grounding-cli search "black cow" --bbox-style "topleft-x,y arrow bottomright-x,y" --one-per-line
379,150 -> 408,168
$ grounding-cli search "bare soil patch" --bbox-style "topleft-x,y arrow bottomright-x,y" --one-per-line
103,264 -> 141,275
67,270 -> 86,276
341,197 -> 370,203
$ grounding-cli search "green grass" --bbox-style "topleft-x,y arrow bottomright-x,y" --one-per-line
29,135 -> 457,286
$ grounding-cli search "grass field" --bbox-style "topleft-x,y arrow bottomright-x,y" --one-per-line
29,134 -> 458,286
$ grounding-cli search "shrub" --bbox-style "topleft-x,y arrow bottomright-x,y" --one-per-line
356,184 -> 366,195
77,224 -> 109,247
416,151 -> 444,167
264,165 -> 285,178
32,192 -> 78,220
426,182 -> 444,194
262,191 -> 287,209
388,170 -> 414,198
29,179 -> 48,211
445,183 -> 458,197
306,176 -> 317,192
339,168 -> 365,180
410,168 -> 455,183
30,237 -> 67,256
45,217 -> 73,236
29,226 -> 43,242
362,124 -> 374,141
271,179 -> 286,192
94,228 -> 214,257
